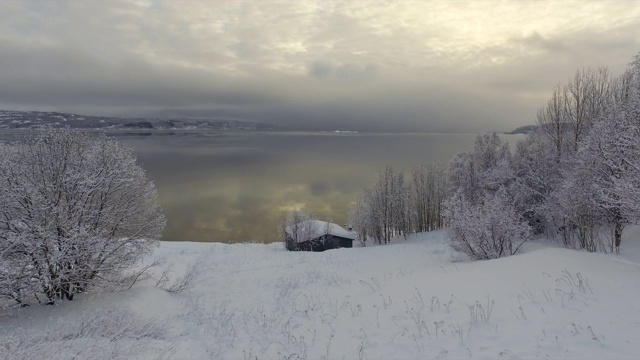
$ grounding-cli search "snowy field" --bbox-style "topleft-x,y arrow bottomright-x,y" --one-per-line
1,229 -> 640,359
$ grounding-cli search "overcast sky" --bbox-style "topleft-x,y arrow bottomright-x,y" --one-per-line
1,0 -> 639,132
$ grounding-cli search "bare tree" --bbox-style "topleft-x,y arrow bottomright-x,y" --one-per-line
536,68 -> 612,161
349,191 -> 373,246
0,130 -> 165,305
280,210 -> 319,251
371,166 -> 413,243
563,67 -> 613,151
350,166 -> 416,245
391,169 -> 410,238
377,166 -> 394,244
537,84 -> 568,161
410,163 -> 446,232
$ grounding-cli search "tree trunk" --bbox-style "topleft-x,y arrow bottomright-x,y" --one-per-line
614,216 -> 623,254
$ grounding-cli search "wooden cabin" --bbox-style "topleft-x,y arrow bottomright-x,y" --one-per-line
285,220 -> 354,252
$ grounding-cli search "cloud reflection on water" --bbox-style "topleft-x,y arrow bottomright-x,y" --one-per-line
120,132 -> 510,243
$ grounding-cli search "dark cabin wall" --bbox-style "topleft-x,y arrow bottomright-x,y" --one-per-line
286,235 -> 353,252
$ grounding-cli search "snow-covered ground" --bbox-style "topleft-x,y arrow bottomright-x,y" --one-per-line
2,229 -> 640,359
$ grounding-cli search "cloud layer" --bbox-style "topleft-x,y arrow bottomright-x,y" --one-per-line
1,0 -> 638,131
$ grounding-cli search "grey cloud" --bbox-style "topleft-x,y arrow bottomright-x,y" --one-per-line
0,1 -> 639,132
309,181 -> 330,196
309,61 -> 332,77
309,60 -> 377,79
232,42 -> 261,58
0,40 -> 276,111
512,31 -> 571,54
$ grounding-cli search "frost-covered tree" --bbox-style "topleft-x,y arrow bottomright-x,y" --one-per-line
510,132 -> 563,235
567,61 -> 640,253
446,151 -> 476,201
524,65 -> 615,250
447,133 -> 512,203
443,133 -> 529,259
531,56 -> 637,253
545,165 -> 604,251
0,130 -> 165,305
444,54 -> 638,256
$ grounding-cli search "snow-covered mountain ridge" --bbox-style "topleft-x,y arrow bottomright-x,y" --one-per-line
0,110 -> 277,131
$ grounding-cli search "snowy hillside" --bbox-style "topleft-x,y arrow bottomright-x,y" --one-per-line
1,230 -> 640,359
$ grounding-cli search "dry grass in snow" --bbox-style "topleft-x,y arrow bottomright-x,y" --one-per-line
2,229 -> 640,359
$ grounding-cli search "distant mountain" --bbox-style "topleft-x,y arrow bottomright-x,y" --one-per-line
506,124 -> 539,135
0,110 -> 278,131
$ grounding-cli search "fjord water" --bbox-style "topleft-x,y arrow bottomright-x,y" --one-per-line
0,131 -> 520,243
117,131 -> 523,243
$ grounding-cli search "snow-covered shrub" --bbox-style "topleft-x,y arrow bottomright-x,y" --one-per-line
444,132 -> 528,260
443,188 -> 530,260
155,258 -> 202,293
0,130 -> 165,305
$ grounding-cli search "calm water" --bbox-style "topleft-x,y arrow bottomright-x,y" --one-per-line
0,131 -> 523,243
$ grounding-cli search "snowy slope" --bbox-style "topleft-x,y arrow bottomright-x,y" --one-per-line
1,230 -> 640,359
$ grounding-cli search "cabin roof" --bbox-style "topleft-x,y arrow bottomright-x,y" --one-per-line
286,220 -> 355,242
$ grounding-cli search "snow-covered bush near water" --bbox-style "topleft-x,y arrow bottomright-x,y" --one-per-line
443,188 -> 529,260
0,129 -> 165,305
443,132 -> 529,260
